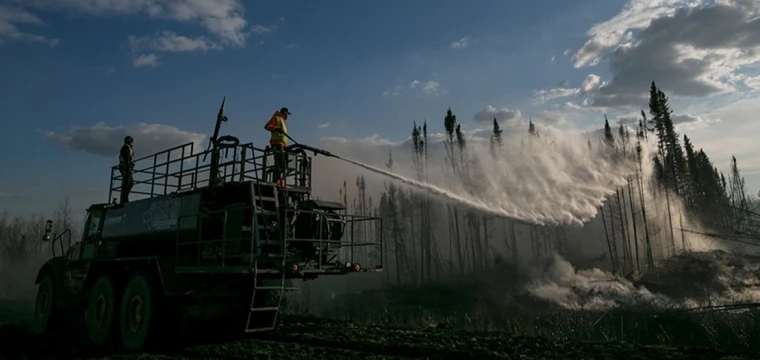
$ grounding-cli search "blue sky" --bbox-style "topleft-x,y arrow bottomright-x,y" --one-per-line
1,0 -> 759,217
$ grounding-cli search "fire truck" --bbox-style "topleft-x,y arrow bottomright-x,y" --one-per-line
30,98 -> 383,351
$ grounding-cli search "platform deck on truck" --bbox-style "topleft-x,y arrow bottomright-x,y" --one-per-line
103,139 -> 384,277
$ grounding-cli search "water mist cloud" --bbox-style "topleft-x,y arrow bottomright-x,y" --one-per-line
523,250 -> 760,311
322,130 -> 644,227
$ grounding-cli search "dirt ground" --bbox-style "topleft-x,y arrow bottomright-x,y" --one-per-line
0,299 -> 757,360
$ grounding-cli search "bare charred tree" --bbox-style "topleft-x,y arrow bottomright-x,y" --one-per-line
362,81 -> 753,288
442,109 -> 466,275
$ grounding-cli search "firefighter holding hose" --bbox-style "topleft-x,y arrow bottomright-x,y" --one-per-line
264,107 -> 291,186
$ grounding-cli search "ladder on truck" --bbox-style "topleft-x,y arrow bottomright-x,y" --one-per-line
245,184 -> 296,332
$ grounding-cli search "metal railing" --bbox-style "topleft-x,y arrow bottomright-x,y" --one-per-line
173,204 -> 383,274
108,142 -> 314,202
50,229 -> 72,258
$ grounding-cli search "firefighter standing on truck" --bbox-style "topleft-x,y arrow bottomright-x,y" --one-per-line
264,107 -> 291,186
119,135 -> 136,203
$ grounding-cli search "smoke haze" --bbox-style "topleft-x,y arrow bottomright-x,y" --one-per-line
304,124 -> 756,313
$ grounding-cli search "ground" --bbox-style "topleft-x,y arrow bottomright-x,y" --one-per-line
0,299 -> 756,360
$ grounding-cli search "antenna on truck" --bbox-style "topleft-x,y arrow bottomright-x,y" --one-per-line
204,96 -> 228,187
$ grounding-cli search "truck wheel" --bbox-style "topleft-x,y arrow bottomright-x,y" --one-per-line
30,274 -> 60,334
86,275 -> 117,347
119,274 -> 156,351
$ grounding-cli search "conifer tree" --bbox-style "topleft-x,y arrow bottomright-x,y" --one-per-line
603,115 -> 614,149
490,117 -> 503,157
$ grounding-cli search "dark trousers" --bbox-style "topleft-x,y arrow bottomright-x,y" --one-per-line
120,165 -> 134,203
271,143 -> 286,183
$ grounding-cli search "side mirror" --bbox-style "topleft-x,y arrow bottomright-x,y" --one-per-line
43,219 -> 53,241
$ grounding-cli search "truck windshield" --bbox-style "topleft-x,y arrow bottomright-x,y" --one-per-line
84,211 -> 102,243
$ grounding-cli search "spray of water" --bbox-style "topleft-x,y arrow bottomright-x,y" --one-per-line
338,156 -> 534,221
314,126 -> 752,311
329,131 -> 643,226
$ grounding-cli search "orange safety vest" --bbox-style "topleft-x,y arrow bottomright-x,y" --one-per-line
264,111 -> 288,146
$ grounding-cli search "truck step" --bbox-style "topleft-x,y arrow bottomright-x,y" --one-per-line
255,196 -> 277,202
250,306 -> 279,312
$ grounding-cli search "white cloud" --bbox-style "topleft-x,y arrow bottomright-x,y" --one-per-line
473,105 -> 522,124
385,79 -> 443,97
580,74 -> 601,93
564,102 -> 584,111
14,0 -> 250,46
421,81 -> 440,95
534,74 -> 602,103
450,36 -> 469,49
0,4 -> 59,46
688,97 -> 760,181
128,31 -> 220,53
5,0 -> 278,65
382,85 -> 402,97
126,31 -> 222,67
132,53 -> 160,68
571,0 -> 760,109
250,24 -> 276,35
318,123 -> 331,129
572,0 -> 691,68
44,121 -> 207,158
551,55 -> 556,64
672,113 -> 712,125
745,76 -> 760,90
534,87 -> 580,103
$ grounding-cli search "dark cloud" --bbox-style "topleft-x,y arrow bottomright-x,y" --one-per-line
473,105 -> 522,124
579,1 -> 760,109
44,122 -> 207,159
672,114 -> 702,125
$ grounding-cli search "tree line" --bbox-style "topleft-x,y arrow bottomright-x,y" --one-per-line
2,82 -> 759,292
0,198 -> 80,298
340,82 -> 760,284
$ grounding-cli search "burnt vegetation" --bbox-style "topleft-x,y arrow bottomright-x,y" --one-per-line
2,83 -> 760,359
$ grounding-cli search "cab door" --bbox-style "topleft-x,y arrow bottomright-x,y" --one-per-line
66,209 -> 104,291
79,209 -> 103,261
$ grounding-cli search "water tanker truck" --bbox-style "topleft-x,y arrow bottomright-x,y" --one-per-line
29,98 -> 383,351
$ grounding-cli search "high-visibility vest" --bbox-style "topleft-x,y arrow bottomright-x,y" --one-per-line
119,144 -> 134,166
265,112 -> 288,146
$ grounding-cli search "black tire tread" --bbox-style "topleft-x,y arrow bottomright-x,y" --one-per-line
85,275 -> 118,347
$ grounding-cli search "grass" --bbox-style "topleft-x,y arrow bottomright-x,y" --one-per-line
2,295 -> 759,359
284,282 -> 760,352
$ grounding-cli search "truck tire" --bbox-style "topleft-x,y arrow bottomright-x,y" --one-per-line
119,274 -> 156,351
86,275 -> 117,347
30,274 -> 60,334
